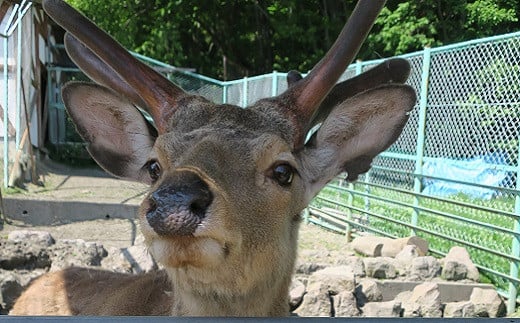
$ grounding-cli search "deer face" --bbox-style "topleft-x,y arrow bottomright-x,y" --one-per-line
137,99 -> 306,285
44,0 -> 416,311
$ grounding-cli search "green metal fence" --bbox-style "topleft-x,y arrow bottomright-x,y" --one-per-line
48,31 -> 520,313
308,31 -> 520,314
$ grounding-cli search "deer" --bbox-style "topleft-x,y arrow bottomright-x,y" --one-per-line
10,0 -> 415,317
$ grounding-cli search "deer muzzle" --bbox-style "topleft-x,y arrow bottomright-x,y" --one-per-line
146,171 -> 213,236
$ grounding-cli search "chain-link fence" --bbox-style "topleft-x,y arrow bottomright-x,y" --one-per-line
48,31 -> 520,312
309,31 -> 520,313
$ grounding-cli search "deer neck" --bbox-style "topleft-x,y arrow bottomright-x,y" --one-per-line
167,269 -> 292,316
165,233 -> 299,316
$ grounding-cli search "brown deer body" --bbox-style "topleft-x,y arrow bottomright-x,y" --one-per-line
10,0 -> 416,316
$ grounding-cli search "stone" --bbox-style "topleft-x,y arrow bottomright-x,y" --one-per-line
441,246 -> 479,281
444,300 -> 476,317
362,300 -> 402,317
391,236 -> 429,257
469,287 -> 506,318
442,261 -> 467,281
395,245 -> 419,275
335,256 -> 365,277
123,245 -> 157,273
0,271 -> 23,313
100,247 -> 133,273
294,283 -> 331,317
295,266 -> 356,317
363,257 -> 397,279
295,262 -> 327,275
298,249 -> 331,264
289,278 -> 306,310
0,268 -> 45,314
8,230 -> 55,246
395,290 -> 412,305
410,256 -> 441,280
355,278 -> 382,306
351,236 -> 387,257
352,235 -> 428,258
402,282 -> 442,317
50,239 -> 107,271
307,266 -> 356,294
333,291 -> 359,317
0,239 -> 51,270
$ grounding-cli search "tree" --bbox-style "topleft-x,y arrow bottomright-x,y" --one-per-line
65,0 -> 519,79
366,0 -> 518,57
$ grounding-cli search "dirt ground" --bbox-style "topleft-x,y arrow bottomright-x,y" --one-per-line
0,157 -> 349,258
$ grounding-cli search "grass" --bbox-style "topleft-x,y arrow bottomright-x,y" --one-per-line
310,179 -> 517,294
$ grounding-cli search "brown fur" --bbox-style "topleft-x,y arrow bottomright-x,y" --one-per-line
11,268 -> 171,316
11,0 -> 416,317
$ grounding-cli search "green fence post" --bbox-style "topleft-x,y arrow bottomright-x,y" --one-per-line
3,37 -> 9,188
355,59 -> 362,75
15,16 -> 22,149
222,84 -> 228,104
346,60 -> 363,240
412,46 -> 431,236
508,140 -> 520,314
271,71 -> 278,96
346,182 -> 354,241
241,77 -> 248,108
355,60 -> 371,223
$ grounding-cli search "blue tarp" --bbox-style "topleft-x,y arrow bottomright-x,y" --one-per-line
421,153 -> 510,200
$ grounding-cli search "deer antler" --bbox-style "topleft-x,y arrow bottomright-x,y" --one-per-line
278,0 -> 386,146
43,0 -> 186,133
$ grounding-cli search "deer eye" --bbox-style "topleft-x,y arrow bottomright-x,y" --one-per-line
147,160 -> 162,182
271,163 -> 294,187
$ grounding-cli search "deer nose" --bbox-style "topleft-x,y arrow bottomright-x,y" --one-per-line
146,171 -> 213,236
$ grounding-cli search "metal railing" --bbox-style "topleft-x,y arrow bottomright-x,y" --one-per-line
307,31 -> 520,314
46,31 -> 520,313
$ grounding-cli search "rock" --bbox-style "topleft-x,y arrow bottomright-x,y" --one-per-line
335,256 -> 365,277
355,278 -> 382,306
444,300 -> 476,317
123,245 -> 157,273
392,236 -> 429,257
363,257 -> 397,279
395,245 -> 419,274
307,266 -> 356,294
100,247 -> 133,273
441,246 -> 479,281
469,287 -> 506,317
298,250 -> 331,264
0,271 -> 23,313
410,256 -> 441,280
0,239 -> 51,270
289,279 -> 306,310
351,236 -> 387,257
295,262 -> 327,275
395,290 -> 412,305
8,230 -> 55,246
333,291 -> 359,317
0,268 -> 45,314
295,266 -> 356,317
50,239 -> 107,271
362,300 -> 402,317
402,282 -> 442,317
294,283 -> 331,317
442,261 -> 467,281
352,236 -> 429,258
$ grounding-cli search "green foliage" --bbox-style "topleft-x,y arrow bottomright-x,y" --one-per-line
65,0 -> 520,79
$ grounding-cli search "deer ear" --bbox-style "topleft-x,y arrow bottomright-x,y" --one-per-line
62,82 -> 156,184
299,84 -> 416,201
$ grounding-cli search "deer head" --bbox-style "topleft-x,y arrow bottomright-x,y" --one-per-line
42,0 -> 415,316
